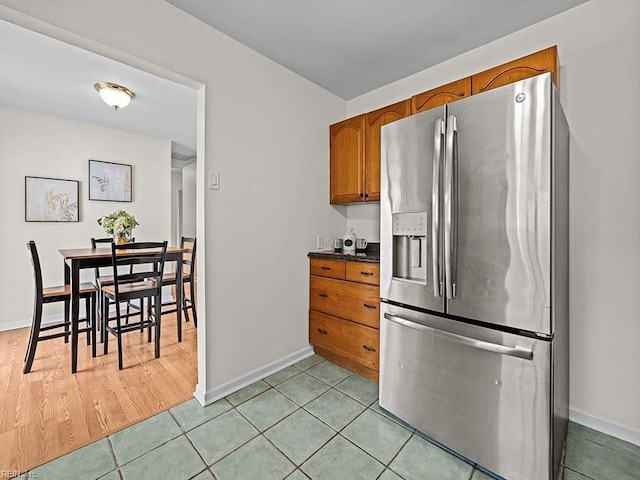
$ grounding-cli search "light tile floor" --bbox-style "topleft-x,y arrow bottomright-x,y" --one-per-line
25,355 -> 640,480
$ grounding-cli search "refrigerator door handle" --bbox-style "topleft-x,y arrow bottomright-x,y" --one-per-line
444,115 -> 458,299
383,313 -> 534,360
432,119 -> 444,297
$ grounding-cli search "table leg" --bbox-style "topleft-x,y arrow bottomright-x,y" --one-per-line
64,262 -> 71,344
176,253 -> 183,343
71,261 -> 80,374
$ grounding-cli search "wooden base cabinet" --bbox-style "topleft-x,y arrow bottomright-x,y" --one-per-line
309,258 -> 380,382
310,311 -> 379,372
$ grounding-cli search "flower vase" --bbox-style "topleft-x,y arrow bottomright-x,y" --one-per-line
113,232 -> 131,245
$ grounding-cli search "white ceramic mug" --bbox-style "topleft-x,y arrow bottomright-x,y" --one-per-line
331,238 -> 343,251
356,238 -> 368,250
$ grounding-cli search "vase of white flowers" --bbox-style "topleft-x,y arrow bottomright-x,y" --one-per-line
97,210 -> 139,245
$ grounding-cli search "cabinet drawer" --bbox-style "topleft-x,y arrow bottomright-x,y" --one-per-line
310,310 -> 379,371
345,262 -> 379,285
310,258 -> 345,280
310,276 -> 380,329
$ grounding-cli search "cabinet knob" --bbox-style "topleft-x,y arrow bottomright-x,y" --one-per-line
363,303 -> 377,310
359,193 -> 364,198
364,193 -> 369,198
363,345 -> 376,352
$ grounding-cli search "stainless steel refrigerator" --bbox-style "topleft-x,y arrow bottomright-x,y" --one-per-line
379,73 -> 569,480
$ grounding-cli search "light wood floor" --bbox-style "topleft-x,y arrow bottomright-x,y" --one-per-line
0,313 -> 197,474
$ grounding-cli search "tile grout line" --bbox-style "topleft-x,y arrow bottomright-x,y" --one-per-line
105,435 -> 120,478
106,412 -> 185,472
563,465 -> 596,479
180,430 -> 215,480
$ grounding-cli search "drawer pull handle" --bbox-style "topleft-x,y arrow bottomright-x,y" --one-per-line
317,328 -> 328,335
320,266 -> 331,270
318,293 -> 329,298
363,345 -> 376,352
363,303 -> 377,309
360,271 -> 373,276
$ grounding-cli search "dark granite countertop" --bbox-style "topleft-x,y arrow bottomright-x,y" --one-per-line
308,243 -> 380,264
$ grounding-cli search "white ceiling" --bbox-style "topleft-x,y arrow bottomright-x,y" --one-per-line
0,19 -> 197,159
166,0 -> 588,99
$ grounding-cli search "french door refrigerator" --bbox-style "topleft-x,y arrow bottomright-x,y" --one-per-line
379,73 -> 569,480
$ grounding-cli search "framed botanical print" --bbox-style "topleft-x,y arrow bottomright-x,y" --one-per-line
89,159 -> 132,202
25,176 -> 79,222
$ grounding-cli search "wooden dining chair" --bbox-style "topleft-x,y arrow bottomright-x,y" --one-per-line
101,241 -> 168,370
24,241 -> 97,374
158,237 -> 197,342
91,237 -> 141,340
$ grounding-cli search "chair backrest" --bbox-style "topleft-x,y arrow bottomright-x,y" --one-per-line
26,241 -> 43,299
181,237 -> 196,277
91,237 -> 113,280
110,241 -> 168,300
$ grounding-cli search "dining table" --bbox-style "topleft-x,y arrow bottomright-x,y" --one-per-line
59,246 -> 186,373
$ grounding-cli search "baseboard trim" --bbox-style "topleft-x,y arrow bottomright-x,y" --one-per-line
193,345 -> 315,406
570,407 -> 640,446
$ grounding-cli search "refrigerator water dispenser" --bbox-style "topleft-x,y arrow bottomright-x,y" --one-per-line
392,212 -> 427,284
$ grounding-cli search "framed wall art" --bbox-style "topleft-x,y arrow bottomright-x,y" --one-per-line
89,159 -> 132,202
25,176 -> 79,222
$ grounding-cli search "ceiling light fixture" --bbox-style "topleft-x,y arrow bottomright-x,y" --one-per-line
94,82 -> 135,111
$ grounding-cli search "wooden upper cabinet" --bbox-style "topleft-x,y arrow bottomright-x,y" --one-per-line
330,115 -> 365,204
472,46 -> 559,94
411,77 -> 472,114
329,47 -> 559,205
365,100 -> 411,202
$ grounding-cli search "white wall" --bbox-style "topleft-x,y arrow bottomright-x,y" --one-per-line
345,0 -> 640,435
182,162 -> 196,238
171,168 -> 182,245
0,1 -> 348,399
0,104 -> 171,330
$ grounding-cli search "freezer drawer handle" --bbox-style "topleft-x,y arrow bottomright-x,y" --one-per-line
362,345 -> 376,352
383,313 -> 533,360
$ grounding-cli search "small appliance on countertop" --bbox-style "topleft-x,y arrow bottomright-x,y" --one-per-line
342,228 -> 357,255
307,242 -> 380,264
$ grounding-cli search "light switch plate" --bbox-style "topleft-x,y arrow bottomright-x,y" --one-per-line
208,170 -> 220,190
316,234 -> 324,250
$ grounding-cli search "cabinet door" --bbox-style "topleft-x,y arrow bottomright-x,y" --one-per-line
411,77 -> 472,114
330,115 -> 366,204
365,100 -> 411,202
472,46 -> 558,94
